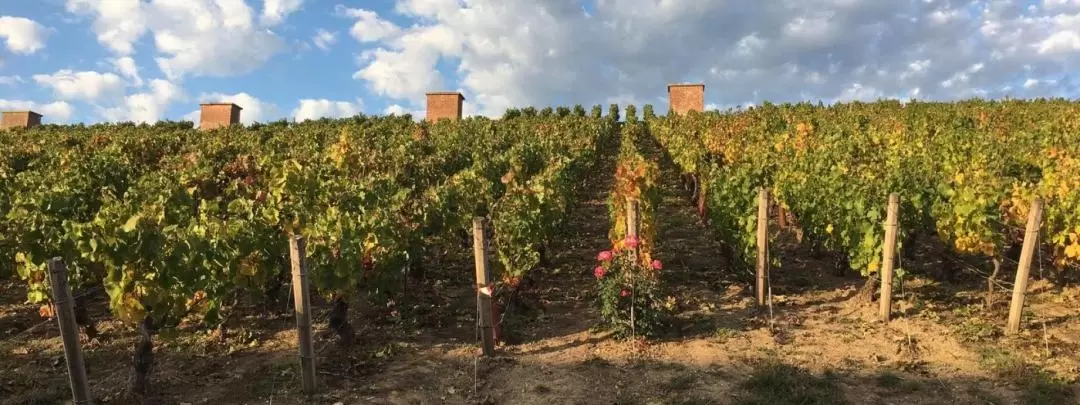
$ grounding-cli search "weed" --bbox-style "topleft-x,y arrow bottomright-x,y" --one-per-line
660,373 -> 698,392
979,348 -> 1076,405
952,317 -> 998,342
581,356 -> 612,368
874,371 -> 923,393
712,327 -> 738,343
735,359 -> 849,405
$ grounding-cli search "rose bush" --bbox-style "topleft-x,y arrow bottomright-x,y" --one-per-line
593,236 -> 669,338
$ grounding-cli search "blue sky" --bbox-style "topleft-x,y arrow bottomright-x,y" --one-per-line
1,0 -> 1079,124
1,0 -> 418,123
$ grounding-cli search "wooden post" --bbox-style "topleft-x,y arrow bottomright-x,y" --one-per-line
879,193 -> 900,322
626,197 -> 640,337
756,188 -> 769,306
47,258 -> 94,405
626,198 -> 640,255
1006,198 -> 1043,336
288,236 -> 317,395
697,181 -> 707,220
473,217 -> 495,357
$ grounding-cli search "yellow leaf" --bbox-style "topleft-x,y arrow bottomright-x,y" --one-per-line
1066,243 -> 1080,259
121,214 -> 142,233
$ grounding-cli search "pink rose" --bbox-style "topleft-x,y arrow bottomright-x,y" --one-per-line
594,266 -> 606,279
651,259 -> 663,270
624,235 -> 640,249
620,289 -> 631,297
597,250 -> 613,261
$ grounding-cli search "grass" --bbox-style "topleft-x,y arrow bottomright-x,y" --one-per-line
711,327 -> 738,344
735,359 -> 849,405
660,373 -> 698,392
874,371 -> 923,393
979,348 -> 1076,405
951,316 -> 998,342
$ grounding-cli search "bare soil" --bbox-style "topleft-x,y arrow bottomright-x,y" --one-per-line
2,150 -> 1078,405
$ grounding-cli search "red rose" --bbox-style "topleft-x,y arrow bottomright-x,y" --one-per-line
597,250 -> 613,261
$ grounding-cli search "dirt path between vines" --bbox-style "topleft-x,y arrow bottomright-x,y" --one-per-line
3,133 -> 1079,405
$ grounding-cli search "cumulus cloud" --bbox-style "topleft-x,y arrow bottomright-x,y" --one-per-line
384,103 -> 415,115
336,5 -> 401,42
33,69 -> 127,101
65,0 -> 286,78
0,16 -> 51,54
292,98 -> 362,121
110,56 -> 143,86
64,0 -> 145,55
0,99 -> 75,122
0,75 -> 24,86
383,104 -> 423,120
99,79 -> 183,123
312,29 -> 337,51
340,0 -> 1080,116
261,0 -> 304,26
190,92 -> 281,125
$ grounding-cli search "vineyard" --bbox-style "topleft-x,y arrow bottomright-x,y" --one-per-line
1,100 -> 1078,404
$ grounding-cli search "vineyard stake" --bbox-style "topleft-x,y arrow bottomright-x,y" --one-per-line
47,258 -> 94,405
879,193 -> 900,322
473,217 -> 495,357
1007,198 -> 1043,335
288,236 -> 317,395
756,188 -> 769,306
626,197 -> 640,256
626,197 -> 640,339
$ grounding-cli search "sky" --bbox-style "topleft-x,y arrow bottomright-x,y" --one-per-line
0,0 -> 1079,125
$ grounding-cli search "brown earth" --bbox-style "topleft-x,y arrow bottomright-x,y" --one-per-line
2,146 -> 1078,405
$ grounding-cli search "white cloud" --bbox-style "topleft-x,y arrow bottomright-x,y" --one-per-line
65,0 -> 286,78
110,56 -> 142,86
336,6 -> 401,42
0,75 -> 24,86
0,99 -> 75,122
99,79 -> 183,123
1038,30 -> 1080,55
353,46 -> 445,101
64,0 -> 145,55
313,29 -> 337,51
384,104 -> 412,115
192,92 -> 280,124
261,0 -> 304,26
33,70 -> 127,102
292,99 -> 362,121
341,0 -> 1080,116
0,16 -> 51,54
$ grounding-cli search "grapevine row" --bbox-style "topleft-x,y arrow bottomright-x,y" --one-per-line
649,100 -> 1080,290
0,110 -> 611,331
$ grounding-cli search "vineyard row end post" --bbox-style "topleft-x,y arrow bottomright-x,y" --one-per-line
879,193 -> 900,323
473,217 -> 496,357
627,197 -> 640,257
756,188 -> 769,307
288,236 -> 318,395
48,258 -> 94,405
626,197 -> 640,338
1007,198 -> 1043,336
